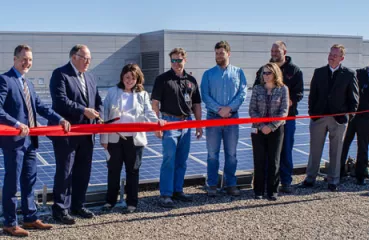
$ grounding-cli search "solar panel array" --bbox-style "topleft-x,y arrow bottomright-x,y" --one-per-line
0,90 -> 358,190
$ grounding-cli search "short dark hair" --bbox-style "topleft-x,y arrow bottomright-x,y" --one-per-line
69,44 -> 87,58
14,44 -> 32,57
169,48 -> 187,58
214,41 -> 231,52
117,63 -> 145,92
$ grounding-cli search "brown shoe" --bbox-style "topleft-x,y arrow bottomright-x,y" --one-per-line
23,220 -> 53,230
3,226 -> 30,237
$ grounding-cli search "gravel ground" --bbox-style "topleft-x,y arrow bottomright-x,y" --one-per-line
1,175 -> 369,240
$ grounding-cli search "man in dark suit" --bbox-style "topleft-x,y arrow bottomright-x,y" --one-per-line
49,44 -> 103,224
301,44 -> 359,191
0,45 -> 70,237
340,66 -> 369,184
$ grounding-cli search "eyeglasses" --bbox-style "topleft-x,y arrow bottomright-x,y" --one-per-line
171,59 -> 184,63
263,71 -> 273,76
76,54 -> 92,63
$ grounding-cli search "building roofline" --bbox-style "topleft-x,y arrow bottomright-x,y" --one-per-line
0,29 -> 365,40
0,30 -> 138,37
162,29 -> 363,39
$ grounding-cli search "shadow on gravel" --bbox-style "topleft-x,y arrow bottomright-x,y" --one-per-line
290,177 -> 369,195
45,194 -> 344,231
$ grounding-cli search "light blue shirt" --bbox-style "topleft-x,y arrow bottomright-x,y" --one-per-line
201,64 -> 247,113
12,67 -> 25,128
11,67 -> 64,128
12,67 -> 24,88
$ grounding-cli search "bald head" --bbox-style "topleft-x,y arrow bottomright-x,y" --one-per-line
271,41 -> 287,65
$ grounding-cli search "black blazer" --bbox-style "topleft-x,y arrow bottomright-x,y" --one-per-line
308,65 -> 359,124
356,67 -> 369,118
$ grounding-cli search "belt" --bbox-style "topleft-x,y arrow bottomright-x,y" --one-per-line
162,113 -> 188,120
208,111 -> 238,116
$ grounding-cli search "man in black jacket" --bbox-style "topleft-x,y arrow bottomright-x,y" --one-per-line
301,44 -> 359,191
254,41 -> 304,193
340,66 -> 369,184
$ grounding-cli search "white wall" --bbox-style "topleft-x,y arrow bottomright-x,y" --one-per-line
163,30 -> 364,87
0,32 -> 140,89
0,30 -> 367,92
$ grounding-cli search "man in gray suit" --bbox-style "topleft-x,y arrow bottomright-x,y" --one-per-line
301,44 -> 359,191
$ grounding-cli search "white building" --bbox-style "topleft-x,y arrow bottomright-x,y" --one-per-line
0,30 -> 368,92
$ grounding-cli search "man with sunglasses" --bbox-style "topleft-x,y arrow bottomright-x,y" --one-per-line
151,48 -> 202,208
254,41 -> 304,193
201,41 -> 247,197
49,44 -> 103,224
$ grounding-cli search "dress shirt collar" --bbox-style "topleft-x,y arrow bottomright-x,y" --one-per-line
70,61 -> 82,76
12,67 -> 23,79
329,64 -> 341,73
216,64 -> 231,72
170,68 -> 188,79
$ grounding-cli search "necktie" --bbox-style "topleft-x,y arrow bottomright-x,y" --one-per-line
78,72 -> 87,98
22,78 -> 35,128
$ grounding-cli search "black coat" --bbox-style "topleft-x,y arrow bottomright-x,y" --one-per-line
356,67 -> 369,118
308,65 -> 359,124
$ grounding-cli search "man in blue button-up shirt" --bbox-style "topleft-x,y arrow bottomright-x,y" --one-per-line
201,41 -> 247,197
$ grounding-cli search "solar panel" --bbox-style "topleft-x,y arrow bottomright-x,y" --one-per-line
0,90 -> 359,190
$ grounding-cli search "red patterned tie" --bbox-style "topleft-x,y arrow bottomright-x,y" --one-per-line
22,78 -> 35,128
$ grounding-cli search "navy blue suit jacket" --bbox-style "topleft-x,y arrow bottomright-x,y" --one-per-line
49,62 -> 103,134
0,68 -> 62,149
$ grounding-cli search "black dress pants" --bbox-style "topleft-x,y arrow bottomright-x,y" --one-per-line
52,135 -> 93,212
340,117 -> 369,180
251,126 -> 284,196
106,137 -> 143,207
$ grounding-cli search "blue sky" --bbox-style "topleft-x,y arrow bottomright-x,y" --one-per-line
1,0 -> 368,39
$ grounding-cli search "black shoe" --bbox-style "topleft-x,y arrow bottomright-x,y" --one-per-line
328,184 -> 338,192
280,184 -> 294,193
71,207 -> 95,219
226,186 -> 241,196
356,179 -> 365,186
172,192 -> 193,202
298,180 -> 315,188
267,194 -> 278,201
52,209 -> 76,225
101,203 -> 114,211
254,195 -> 263,200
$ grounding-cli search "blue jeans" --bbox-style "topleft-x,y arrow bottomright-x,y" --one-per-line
206,112 -> 239,187
280,120 -> 296,185
160,115 -> 191,196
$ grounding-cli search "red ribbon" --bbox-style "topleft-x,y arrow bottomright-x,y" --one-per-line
1,110 -> 368,137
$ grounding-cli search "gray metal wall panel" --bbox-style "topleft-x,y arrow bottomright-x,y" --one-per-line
0,32 -> 140,88
163,31 -> 365,86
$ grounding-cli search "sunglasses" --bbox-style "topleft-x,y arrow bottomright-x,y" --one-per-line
171,59 -> 184,63
263,71 -> 273,76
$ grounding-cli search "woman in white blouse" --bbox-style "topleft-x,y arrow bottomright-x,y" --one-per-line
101,63 -> 164,213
